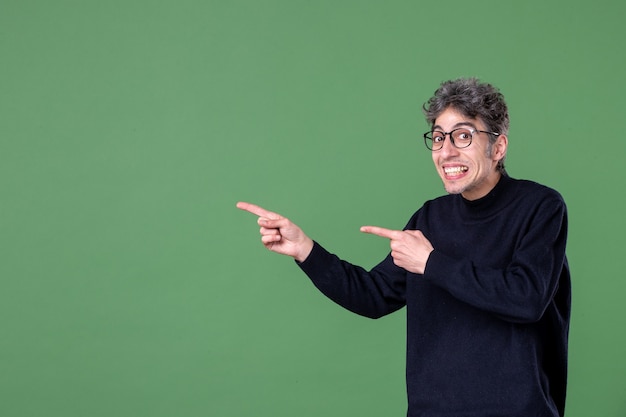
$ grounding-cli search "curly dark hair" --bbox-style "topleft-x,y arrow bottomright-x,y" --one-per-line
423,78 -> 509,173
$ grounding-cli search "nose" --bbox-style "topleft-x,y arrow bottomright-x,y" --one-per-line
439,135 -> 460,158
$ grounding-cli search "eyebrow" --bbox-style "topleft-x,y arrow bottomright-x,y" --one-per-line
432,121 -> 478,131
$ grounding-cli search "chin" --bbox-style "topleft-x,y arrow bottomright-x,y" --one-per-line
443,182 -> 467,195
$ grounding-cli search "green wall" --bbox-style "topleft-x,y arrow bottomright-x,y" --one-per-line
1,1 -> 624,416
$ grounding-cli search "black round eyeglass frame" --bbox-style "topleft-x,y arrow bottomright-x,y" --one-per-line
423,128 -> 500,151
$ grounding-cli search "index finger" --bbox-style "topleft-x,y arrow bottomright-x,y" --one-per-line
360,225 -> 400,239
236,201 -> 282,219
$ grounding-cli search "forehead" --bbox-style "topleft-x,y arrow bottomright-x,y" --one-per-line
433,107 -> 482,130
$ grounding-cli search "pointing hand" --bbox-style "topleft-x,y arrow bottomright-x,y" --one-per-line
360,226 -> 434,274
236,202 -> 314,262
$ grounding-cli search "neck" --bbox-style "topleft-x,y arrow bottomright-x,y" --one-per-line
461,171 -> 502,201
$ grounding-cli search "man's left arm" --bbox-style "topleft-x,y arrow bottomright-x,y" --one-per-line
422,197 -> 568,323
362,197 -> 568,323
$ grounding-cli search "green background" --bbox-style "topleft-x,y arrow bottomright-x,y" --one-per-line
1,1 -> 624,416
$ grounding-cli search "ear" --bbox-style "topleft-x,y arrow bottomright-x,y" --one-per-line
492,134 -> 508,162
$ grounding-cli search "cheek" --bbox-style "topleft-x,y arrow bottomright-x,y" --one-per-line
485,143 -> 494,158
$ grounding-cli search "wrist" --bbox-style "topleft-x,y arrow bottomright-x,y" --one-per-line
295,238 -> 314,263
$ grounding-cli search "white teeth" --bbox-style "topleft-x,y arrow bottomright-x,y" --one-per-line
444,166 -> 468,174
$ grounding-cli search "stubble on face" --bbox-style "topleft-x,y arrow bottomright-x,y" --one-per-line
443,144 -> 495,193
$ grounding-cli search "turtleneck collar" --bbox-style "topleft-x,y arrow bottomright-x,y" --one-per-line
456,174 -> 516,219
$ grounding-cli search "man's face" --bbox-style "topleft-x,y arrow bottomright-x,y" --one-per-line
431,107 -> 507,201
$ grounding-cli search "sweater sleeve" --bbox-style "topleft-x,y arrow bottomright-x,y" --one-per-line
423,195 -> 569,323
297,241 -> 407,319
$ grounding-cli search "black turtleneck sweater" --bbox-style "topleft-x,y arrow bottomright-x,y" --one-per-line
298,175 -> 570,417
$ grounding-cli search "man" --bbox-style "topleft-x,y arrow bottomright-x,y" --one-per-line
237,78 -> 570,416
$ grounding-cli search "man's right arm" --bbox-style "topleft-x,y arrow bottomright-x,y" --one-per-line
298,241 -> 407,319
237,201 -> 406,318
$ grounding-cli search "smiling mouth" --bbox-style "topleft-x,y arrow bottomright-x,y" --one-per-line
444,166 -> 468,175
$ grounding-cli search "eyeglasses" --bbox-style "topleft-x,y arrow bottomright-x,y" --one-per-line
423,127 -> 500,151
